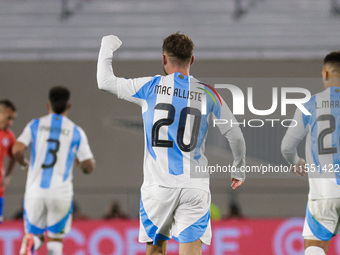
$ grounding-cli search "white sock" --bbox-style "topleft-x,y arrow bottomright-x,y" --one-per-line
33,236 -> 43,251
305,246 -> 326,255
47,241 -> 63,255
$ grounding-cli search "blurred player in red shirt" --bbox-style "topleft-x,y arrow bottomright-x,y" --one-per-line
0,99 -> 17,223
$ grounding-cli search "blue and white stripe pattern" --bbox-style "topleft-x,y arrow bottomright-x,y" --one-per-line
17,113 -> 93,199
24,200 -> 73,234
306,202 -> 335,241
128,72 -> 232,190
300,87 -> 340,199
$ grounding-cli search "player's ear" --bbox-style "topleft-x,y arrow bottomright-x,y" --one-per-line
47,102 -> 52,111
322,65 -> 330,81
162,54 -> 167,65
325,71 -> 330,80
190,55 -> 195,66
67,102 -> 71,111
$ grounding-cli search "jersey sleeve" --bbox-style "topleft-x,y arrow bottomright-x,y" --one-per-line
97,37 -> 154,105
17,121 -> 33,147
225,127 -> 246,181
76,127 -> 94,162
114,77 -> 156,104
211,96 -> 239,134
211,97 -> 246,180
281,108 -> 308,165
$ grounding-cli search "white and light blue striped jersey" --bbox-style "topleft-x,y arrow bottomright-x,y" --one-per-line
17,114 -> 93,199
283,87 -> 340,199
99,71 -> 245,192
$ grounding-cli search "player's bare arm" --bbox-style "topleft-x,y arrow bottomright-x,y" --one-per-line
2,157 -> 16,189
79,158 -> 95,174
12,141 -> 29,171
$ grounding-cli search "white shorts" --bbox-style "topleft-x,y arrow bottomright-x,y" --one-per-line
303,198 -> 340,241
139,185 -> 212,245
24,197 -> 73,238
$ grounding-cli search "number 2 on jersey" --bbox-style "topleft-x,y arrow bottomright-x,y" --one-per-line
318,114 -> 338,155
151,103 -> 202,152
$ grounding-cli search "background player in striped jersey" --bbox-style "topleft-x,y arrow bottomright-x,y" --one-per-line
12,86 -> 95,255
97,33 -> 246,255
0,99 -> 17,223
282,51 -> 340,255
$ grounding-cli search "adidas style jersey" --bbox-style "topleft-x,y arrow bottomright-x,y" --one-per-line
100,72 -> 240,192
17,114 -> 93,199
285,87 -> 340,199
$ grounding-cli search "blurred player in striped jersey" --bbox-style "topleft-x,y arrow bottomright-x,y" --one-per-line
282,51 -> 340,255
97,33 -> 246,254
12,86 -> 95,255
0,99 -> 17,223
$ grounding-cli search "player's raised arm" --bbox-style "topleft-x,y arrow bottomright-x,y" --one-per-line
97,35 -> 154,104
97,35 -> 122,94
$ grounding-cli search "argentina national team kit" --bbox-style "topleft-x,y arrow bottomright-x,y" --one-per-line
98,39 -> 246,244
115,73 -> 239,191
17,114 -> 93,237
283,87 -> 340,241
107,72 -> 242,244
97,35 -> 245,245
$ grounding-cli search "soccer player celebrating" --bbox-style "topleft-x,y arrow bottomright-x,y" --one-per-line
12,86 -> 95,255
97,33 -> 246,255
282,51 -> 340,255
0,99 -> 17,223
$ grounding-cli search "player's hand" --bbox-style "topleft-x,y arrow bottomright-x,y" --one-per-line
290,158 -> 306,177
101,35 -> 122,52
2,176 -> 11,189
20,159 -> 29,173
231,178 -> 244,190
80,158 -> 96,174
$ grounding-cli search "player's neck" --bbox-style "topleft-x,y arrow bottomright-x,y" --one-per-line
49,110 -> 68,116
324,81 -> 340,89
167,67 -> 190,76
